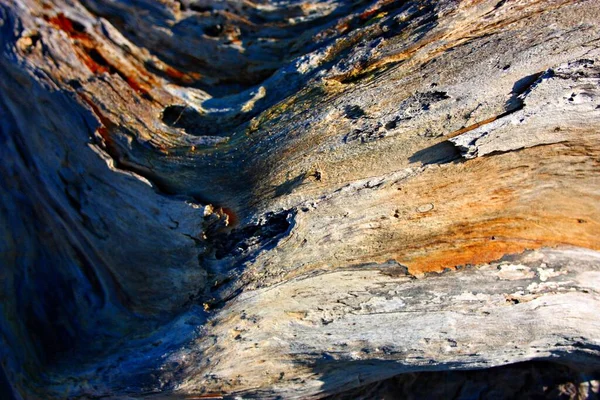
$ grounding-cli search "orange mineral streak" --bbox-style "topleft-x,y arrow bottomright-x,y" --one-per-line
358,0 -> 395,21
46,13 -> 153,98
220,207 -> 239,228
445,115 -> 505,139
358,8 -> 379,21
79,49 -> 111,75
397,218 -> 566,274
164,66 -> 186,80
388,144 -> 600,274
78,93 -> 117,149
164,66 -> 202,84
45,13 -> 87,39
96,126 -> 111,143
288,140 -> 600,278
403,214 -> 600,274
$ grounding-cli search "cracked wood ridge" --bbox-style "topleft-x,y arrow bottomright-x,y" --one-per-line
1,0 -> 600,399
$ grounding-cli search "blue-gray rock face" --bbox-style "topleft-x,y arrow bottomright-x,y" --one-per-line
1,0 -> 600,398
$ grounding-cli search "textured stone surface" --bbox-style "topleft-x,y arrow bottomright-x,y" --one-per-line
1,0 -> 600,398
168,248 -> 600,398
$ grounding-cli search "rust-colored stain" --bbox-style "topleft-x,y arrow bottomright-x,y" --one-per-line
358,8 -> 379,21
78,94 -> 113,128
79,48 -> 111,75
401,217 -> 599,275
96,126 -> 110,143
78,93 -> 117,150
445,115 -> 504,139
164,66 -> 185,80
389,143 -> 600,274
45,13 -> 87,39
358,0 -> 396,22
220,207 -> 239,228
164,65 -> 202,84
165,66 -> 186,81
46,13 -> 153,98
396,219 -> 552,274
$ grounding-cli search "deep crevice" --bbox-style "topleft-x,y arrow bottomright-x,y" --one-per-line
208,209 -> 295,260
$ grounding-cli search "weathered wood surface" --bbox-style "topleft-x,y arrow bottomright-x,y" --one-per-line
1,0 -> 600,398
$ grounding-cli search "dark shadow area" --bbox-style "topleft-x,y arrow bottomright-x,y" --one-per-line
161,105 -> 231,137
208,209 -> 295,260
344,105 -> 367,120
495,0 -> 508,9
323,360 -> 600,400
505,71 -> 545,110
274,173 -> 307,197
0,364 -> 16,400
409,140 -> 462,165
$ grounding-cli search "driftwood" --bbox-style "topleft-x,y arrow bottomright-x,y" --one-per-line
1,0 -> 600,398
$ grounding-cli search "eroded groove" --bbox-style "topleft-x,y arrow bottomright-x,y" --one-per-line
2,0 -> 600,399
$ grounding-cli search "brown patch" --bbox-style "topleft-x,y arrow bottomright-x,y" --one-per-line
446,115 -> 503,139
